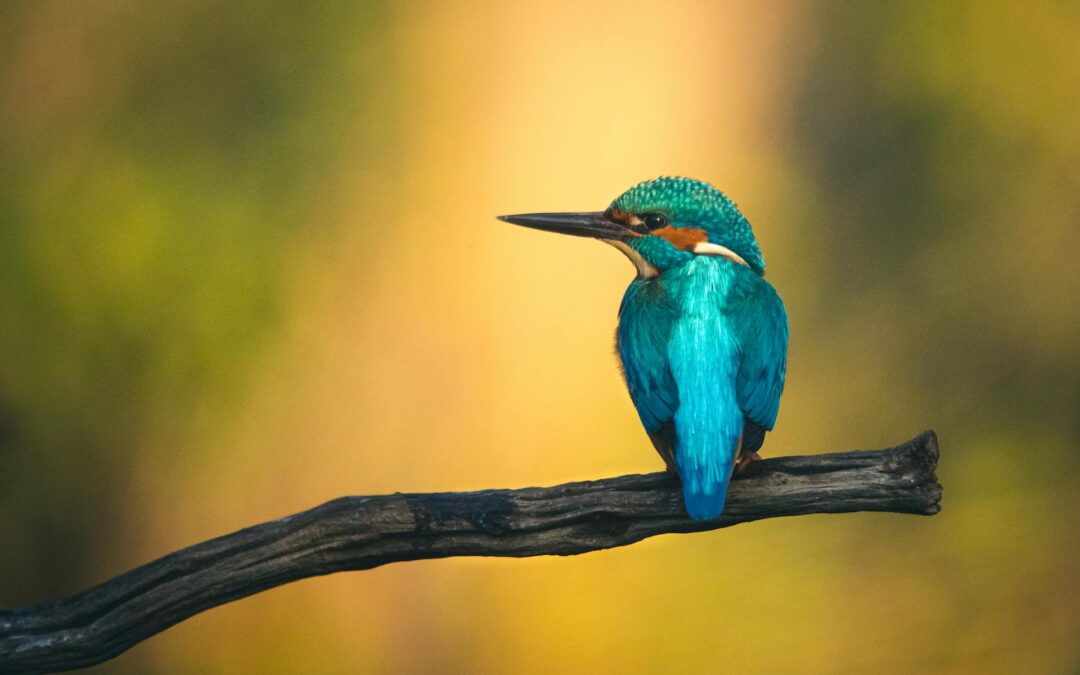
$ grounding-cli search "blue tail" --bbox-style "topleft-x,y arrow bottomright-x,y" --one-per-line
675,426 -> 740,520
682,486 -> 729,521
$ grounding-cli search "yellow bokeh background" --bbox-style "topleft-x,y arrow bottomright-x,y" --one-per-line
2,1 -> 1078,673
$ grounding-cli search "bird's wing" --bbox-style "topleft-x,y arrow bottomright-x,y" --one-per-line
730,275 -> 788,441
617,281 -> 680,468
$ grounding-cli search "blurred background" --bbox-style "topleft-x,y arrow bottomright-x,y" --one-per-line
1,1 -> 1078,672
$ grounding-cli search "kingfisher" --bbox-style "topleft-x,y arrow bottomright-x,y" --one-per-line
499,177 -> 788,520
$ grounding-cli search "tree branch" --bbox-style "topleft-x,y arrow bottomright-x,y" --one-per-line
0,431 -> 940,673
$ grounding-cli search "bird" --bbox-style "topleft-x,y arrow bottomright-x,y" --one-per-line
499,177 -> 788,520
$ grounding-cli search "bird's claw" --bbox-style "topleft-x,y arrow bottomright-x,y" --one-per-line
735,452 -> 762,474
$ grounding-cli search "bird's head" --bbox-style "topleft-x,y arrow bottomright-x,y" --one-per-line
499,176 -> 765,278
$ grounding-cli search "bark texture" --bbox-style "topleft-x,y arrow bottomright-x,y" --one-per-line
0,431 -> 941,673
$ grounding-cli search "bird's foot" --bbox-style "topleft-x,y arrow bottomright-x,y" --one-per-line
734,452 -> 762,474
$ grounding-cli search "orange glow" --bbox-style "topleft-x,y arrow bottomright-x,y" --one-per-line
2,1 -> 1078,673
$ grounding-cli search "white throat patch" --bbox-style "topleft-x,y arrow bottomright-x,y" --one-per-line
603,240 -> 659,279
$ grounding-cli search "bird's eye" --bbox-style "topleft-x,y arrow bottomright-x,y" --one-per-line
643,213 -> 667,230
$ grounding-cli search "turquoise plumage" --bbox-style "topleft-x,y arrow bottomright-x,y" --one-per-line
501,177 -> 788,520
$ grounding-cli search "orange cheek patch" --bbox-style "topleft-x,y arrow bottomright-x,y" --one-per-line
653,226 -> 708,251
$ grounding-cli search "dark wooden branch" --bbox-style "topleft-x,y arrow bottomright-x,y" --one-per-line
0,431 -> 940,673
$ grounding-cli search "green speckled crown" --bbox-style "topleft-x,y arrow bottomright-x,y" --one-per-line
612,177 -> 765,275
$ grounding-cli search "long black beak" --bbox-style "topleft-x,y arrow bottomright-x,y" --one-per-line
497,211 -> 633,242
